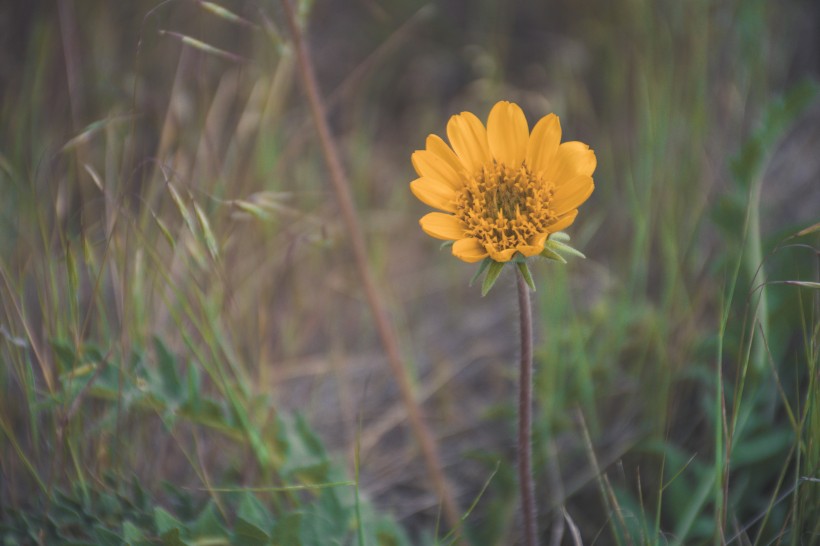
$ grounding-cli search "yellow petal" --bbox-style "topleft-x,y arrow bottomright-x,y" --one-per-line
446,111 -> 490,173
487,101 -> 529,167
426,134 -> 465,177
410,177 -> 457,212
452,238 -> 489,263
527,232 -> 549,249
517,244 -> 543,258
548,141 -> 597,183
547,210 -> 579,232
552,175 -> 594,215
419,212 -> 466,241
488,247 -> 517,263
411,150 -> 463,190
526,113 -> 561,176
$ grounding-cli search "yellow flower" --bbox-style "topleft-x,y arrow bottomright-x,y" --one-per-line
411,101 -> 595,263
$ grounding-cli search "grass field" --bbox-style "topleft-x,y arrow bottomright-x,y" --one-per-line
1,0 -> 819,544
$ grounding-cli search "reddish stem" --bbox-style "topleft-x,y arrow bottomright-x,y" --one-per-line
517,270 -> 538,546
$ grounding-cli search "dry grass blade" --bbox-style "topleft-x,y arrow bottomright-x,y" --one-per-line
151,210 -> 176,249
166,181 -> 198,238
60,115 -> 134,152
158,30 -> 247,64
83,164 -> 104,192
577,408 -> 628,546
196,1 -> 258,29
782,280 -> 820,290
564,508 -> 584,546
0,265 -> 54,393
548,439 -> 567,546
193,202 -> 220,262
794,221 -> 820,238
0,415 -> 48,495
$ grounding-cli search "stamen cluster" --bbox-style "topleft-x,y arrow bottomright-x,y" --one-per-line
455,162 -> 555,252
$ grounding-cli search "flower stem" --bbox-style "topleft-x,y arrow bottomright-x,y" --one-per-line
516,269 -> 538,546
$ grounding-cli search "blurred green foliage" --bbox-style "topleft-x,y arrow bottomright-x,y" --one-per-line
1,338 -> 410,545
1,0 -> 819,544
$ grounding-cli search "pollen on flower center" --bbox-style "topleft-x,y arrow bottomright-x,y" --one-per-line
455,161 -> 556,251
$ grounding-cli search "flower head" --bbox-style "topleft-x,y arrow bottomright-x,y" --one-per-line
411,101 -> 595,264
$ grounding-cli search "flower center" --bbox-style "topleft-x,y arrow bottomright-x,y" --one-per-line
455,162 -> 555,252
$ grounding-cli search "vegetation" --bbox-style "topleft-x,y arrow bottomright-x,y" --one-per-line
1,0 -> 818,544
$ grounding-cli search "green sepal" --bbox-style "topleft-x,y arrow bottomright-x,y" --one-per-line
481,261 -> 505,297
440,240 -> 455,250
540,247 -> 567,263
550,231 -> 571,242
516,262 -> 536,292
469,257 -> 493,286
545,238 -> 586,259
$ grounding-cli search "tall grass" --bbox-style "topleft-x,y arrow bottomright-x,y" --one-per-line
1,0 -> 818,544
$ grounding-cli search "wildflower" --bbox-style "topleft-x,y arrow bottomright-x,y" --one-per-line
411,101 -> 595,266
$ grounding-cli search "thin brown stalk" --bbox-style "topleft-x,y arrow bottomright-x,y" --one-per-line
517,270 -> 538,546
275,5 -> 431,176
578,408 -> 631,546
279,0 -> 465,538
0,266 -> 54,393
547,439 -> 566,546
57,0 -> 85,128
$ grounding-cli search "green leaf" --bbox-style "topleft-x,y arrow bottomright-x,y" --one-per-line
154,507 -> 185,536
732,429 -> 793,466
49,491 -> 83,526
130,475 -> 148,511
237,492 -> 274,531
234,518 -> 271,546
481,261 -> 505,296
516,262 -> 536,291
300,490 -> 350,546
188,502 -> 229,540
122,521 -> 147,543
278,413 -> 330,480
96,491 -> 122,518
92,525 -> 122,546
153,337 -> 183,402
295,414 -> 327,460
271,513 -> 301,545
186,362 -> 202,407
469,257 -> 492,286
373,518 -> 413,546
180,396 -> 236,435
51,339 -> 79,373
159,528 -> 186,546
66,240 -> 79,305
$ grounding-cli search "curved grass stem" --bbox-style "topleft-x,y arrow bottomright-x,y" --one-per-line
517,269 -> 538,546
279,0 -> 465,540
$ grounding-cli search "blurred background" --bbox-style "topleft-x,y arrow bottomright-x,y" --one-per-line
1,0 -> 819,544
